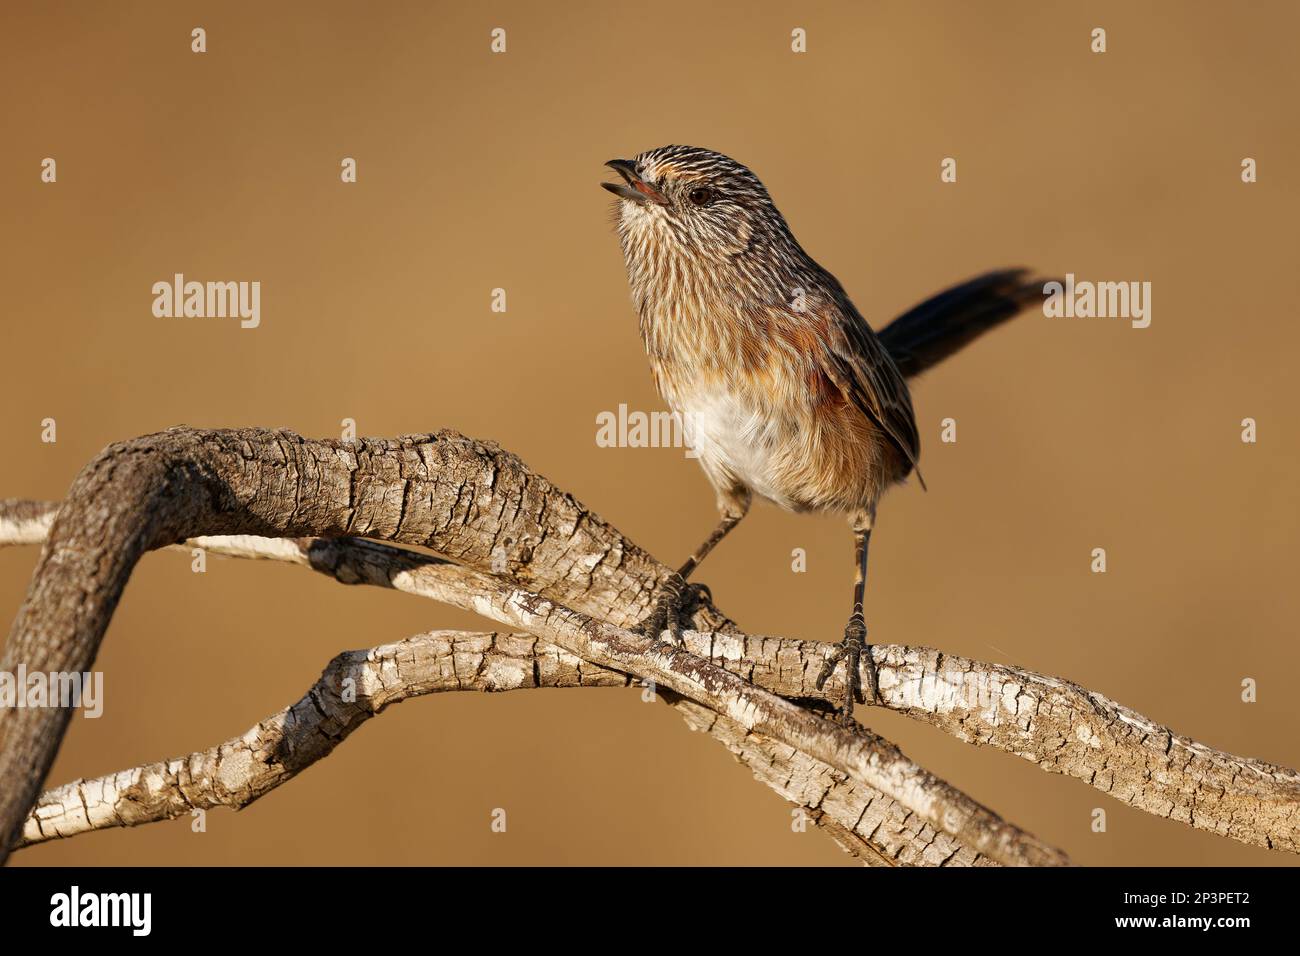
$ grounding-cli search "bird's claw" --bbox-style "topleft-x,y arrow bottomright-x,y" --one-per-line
816,613 -> 879,723
635,573 -> 708,646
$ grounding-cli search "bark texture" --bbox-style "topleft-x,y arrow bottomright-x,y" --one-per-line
0,428 -> 672,859
3,427 -> 1297,864
18,629 -> 988,866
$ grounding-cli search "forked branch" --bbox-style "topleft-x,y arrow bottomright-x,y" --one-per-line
0,430 -> 1036,866
15,629 -> 986,866
2,427 -> 1297,864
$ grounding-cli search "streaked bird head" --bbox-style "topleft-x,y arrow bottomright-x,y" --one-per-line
602,145 -> 810,307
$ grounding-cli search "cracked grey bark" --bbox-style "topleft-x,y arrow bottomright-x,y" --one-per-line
0,428 -> 673,861
295,540 -> 1064,865
2,434 -> 1034,865
669,698 -> 991,866
18,631 -> 633,848
5,427 -> 1297,861
18,629 -> 988,866
6,506 -> 982,866
117,525 -> 1300,856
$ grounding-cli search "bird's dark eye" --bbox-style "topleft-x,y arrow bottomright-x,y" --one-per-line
687,187 -> 715,206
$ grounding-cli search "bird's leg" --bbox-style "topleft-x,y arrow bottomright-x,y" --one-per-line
638,492 -> 749,645
816,519 -> 879,722
637,514 -> 738,643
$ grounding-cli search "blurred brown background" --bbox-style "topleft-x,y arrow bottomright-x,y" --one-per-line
2,0 -> 1297,866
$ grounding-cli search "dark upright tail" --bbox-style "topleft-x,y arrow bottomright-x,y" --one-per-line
879,269 -> 1053,379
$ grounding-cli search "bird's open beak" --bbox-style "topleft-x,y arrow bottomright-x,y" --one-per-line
601,159 -> 669,205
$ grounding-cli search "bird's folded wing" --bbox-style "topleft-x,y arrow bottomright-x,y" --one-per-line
821,308 -> 926,490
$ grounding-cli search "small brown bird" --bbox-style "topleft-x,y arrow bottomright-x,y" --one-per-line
603,145 -> 1048,721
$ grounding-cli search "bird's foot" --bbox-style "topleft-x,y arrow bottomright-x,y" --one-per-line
815,612 -> 880,723
635,573 -> 711,646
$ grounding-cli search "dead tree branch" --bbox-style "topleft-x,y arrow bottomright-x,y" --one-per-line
9,500 -> 1297,856
3,426 -> 1297,863
16,628 -> 990,866
5,507 -> 985,868
1,432 -> 1036,865
17,630 -> 631,850
0,427 -> 668,863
